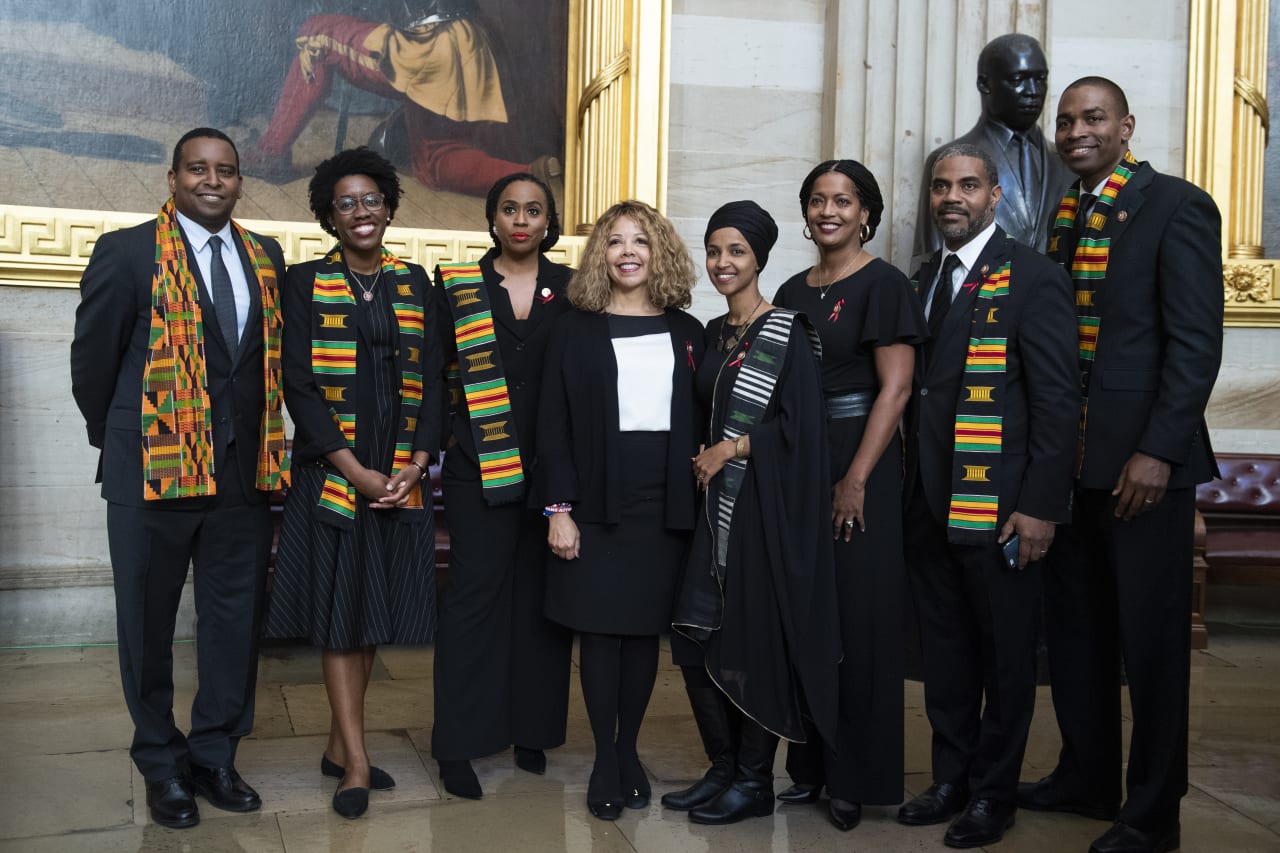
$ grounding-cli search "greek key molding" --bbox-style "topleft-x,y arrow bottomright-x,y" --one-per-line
0,205 -> 584,289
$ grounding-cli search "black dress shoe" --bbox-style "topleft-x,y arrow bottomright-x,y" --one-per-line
188,765 -> 261,813
661,773 -> 731,811
828,798 -> 862,831
587,761 -> 624,821
332,785 -> 369,819
620,751 -> 651,809
897,781 -> 970,826
515,746 -> 547,775
776,782 -> 822,804
1089,820 -> 1181,853
321,755 -> 396,791
689,780 -> 775,825
146,776 -> 199,829
438,759 -> 482,799
944,798 -> 1016,848
1017,774 -> 1119,821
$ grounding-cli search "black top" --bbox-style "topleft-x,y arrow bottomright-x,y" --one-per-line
773,257 -> 927,397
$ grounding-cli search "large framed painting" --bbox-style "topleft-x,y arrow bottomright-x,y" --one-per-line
1187,0 -> 1280,326
0,0 -> 669,283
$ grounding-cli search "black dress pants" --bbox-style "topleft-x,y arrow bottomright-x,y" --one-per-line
432,480 -> 573,760
1041,487 -> 1194,832
107,446 -> 273,783
904,488 -> 1041,802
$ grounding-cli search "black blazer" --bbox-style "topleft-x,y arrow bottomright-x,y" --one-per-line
71,218 -> 286,508
536,307 -> 706,529
281,253 -> 442,468
1051,163 -> 1222,491
905,227 -> 1079,528
435,248 -> 572,487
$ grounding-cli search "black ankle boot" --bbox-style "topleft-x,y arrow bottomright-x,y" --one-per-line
662,684 -> 737,811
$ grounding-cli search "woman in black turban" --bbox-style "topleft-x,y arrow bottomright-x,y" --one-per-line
666,201 -> 842,826
770,161 -> 927,831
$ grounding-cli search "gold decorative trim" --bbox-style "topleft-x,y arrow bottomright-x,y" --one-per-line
0,206 -> 584,289
1186,0 -> 1280,324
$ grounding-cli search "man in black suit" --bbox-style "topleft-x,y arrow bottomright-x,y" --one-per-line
914,33 -> 1074,261
70,128 -> 289,829
898,143 -> 1078,848
1018,77 -> 1223,853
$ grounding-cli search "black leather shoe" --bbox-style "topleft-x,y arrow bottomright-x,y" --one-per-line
776,782 -> 822,804
944,798 -> 1016,848
146,776 -> 199,829
515,746 -> 547,775
1017,774 -> 1119,821
689,781 -> 775,825
828,798 -> 862,831
1089,820 -> 1181,853
588,761 -> 623,821
321,755 -> 396,791
438,759 -> 482,799
189,765 -> 261,813
332,785 -> 369,819
661,773 -> 731,811
897,781 -> 970,826
588,798 -> 623,821
620,751 -> 651,809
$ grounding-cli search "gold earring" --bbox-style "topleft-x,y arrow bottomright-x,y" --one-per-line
803,224 -> 813,241
859,223 -> 870,242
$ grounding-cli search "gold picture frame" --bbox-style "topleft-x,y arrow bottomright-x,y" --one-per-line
0,0 -> 669,287
1186,0 -> 1280,326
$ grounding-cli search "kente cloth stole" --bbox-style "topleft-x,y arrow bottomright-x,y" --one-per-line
943,245 -> 1014,544
710,310 -> 821,574
1047,150 -> 1138,473
311,247 -> 426,523
438,261 -> 525,505
141,199 -> 289,500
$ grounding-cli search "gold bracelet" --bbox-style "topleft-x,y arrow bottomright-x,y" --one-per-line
735,435 -> 748,458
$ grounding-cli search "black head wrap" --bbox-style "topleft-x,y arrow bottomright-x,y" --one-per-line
703,200 -> 780,271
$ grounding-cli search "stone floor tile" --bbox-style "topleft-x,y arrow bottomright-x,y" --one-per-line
0,814 -> 287,853
0,750 -> 133,839
372,645 -> 434,681
0,696 -> 135,757
283,678 -> 432,735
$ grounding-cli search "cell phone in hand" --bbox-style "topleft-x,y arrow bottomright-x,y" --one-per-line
1002,534 -> 1021,570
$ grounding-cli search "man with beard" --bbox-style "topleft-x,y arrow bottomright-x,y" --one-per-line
1019,77 -> 1223,853
898,143 -> 1078,848
914,33 -> 1073,259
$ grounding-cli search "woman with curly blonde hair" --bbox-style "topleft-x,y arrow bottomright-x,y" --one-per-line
536,200 -> 705,821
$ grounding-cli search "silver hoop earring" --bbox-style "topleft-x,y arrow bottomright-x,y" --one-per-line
803,224 -> 813,241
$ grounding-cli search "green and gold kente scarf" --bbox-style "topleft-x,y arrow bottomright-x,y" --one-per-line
141,198 -> 289,500
915,239 -> 1016,543
1047,150 -> 1139,473
311,247 -> 426,523
438,262 -> 525,505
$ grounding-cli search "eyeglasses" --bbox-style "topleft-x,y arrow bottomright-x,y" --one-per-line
332,193 -> 386,215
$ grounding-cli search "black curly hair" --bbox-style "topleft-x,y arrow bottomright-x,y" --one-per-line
798,159 -> 884,243
484,172 -> 561,253
309,147 -> 403,237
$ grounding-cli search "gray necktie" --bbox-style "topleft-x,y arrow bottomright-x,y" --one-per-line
207,235 -> 239,353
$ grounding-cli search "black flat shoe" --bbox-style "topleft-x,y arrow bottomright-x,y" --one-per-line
588,760 -> 624,821
944,798 -> 1015,848
515,746 -> 547,775
828,798 -> 862,831
332,785 -> 369,819
1089,820 -> 1181,853
776,782 -> 822,804
897,780 -> 970,826
619,751 -> 651,810
321,755 -> 396,791
661,773 -> 731,811
1017,773 -> 1118,821
438,759 -> 482,799
146,776 -> 199,829
188,764 -> 261,813
689,780 -> 775,825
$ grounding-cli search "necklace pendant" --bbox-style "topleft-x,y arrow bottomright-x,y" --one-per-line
362,290 -> 374,302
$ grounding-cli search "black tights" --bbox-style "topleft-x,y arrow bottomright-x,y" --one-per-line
578,632 -> 659,797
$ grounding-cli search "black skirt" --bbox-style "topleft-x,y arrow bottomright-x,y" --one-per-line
544,432 -> 688,635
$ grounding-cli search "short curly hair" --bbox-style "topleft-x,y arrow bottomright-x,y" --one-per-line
308,147 -> 403,238
485,172 -> 561,253
569,200 -> 696,312
798,159 -> 884,243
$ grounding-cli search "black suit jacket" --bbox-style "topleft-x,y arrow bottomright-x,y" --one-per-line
1049,163 -> 1223,491
905,227 -> 1079,529
71,218 -> 287,508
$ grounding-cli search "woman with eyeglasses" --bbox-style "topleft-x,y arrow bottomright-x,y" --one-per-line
265,147 -> 443,819
430,173 -> 574,800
